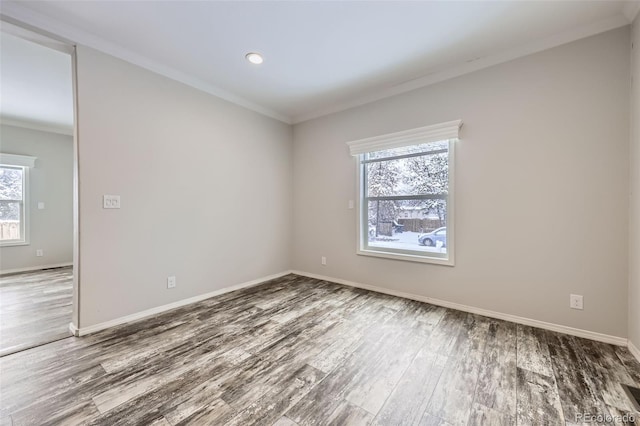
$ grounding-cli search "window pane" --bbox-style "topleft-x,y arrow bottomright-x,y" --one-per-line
367,199 -> 447,254
0,166 -> 23,201
0,201 -> 21,240
366,151 -> 448,196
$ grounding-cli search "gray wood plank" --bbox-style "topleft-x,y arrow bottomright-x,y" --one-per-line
324,399 -> 374,426
516,367 -> 564,425
516,324 -> 554,377
0,267 -> 73,356
615,345 -> 640,386
2,274 -> 637,426
226,364 -> 325,426
417,414 -> 454,426
373,349 -> 447,426
272,417 -> 300,426
467,403 -> 514,426
425,314 -> 491,426
474,320 -> 517,417
546,331 -> 612,423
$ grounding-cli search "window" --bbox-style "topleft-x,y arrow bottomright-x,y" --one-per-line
347,120 -> 461,265
0,154 -> 36,246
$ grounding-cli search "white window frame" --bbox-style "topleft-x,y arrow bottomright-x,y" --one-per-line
347,120 -> 461,266
0,153 -> 36,247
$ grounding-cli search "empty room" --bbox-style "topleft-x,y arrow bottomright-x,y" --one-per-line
0,27 -> 75,357
1,0 -> 639,425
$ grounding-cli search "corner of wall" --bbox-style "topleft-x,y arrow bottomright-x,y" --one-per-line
629,14 -> 640,353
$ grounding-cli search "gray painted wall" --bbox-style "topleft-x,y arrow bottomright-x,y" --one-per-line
292,28 -> 631,338
630,18 -> 640,349
75,46 -> 293,328
0,125 -> 73,271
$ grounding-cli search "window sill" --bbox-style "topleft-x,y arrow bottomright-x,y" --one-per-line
357,248 -> 454,266
0,241 -> 29,247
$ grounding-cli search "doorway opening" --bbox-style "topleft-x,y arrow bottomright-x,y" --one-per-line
0,22 -> 78,356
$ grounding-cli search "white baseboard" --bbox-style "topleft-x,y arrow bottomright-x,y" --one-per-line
628,340 -> 640,363
75,270 -> 292,336
290,270 -> 628,347
69,322 -> 79,337
0,262 -> 73,275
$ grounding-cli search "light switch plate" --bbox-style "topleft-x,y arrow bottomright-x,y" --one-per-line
37,202 -> 45,210
103,195 -> 121,209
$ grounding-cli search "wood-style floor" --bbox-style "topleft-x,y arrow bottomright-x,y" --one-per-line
1,274 -> 639,425
0,267 -> 73,356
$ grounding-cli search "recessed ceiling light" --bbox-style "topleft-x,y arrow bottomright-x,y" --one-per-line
245,52 -> 264,65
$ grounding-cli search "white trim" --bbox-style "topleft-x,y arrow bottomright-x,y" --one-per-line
74,270 -> 292,336
629,340 -> 640,363
356,249 -> 453,266
624,1 -> 640,23
68,322 -> 79,337
0,164 -> 31,246
0,20 -> 74,54
0,241 -> 29,247
0,153 -> 37,168
293,14 -> 630,124
290,270 -> 628,346
0,5 -> 292,125
0,262 -> 72,275
346,120 -> 462,156
352,136 -> 456,266
1,117 -> 74,136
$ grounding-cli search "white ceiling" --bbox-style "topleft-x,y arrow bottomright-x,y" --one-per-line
0,31 -> 73,133
1,1 -> 638,125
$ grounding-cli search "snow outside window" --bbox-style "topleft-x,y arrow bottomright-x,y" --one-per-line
0,154 -> 35,247
347,120 -> 461,265
0,164 -> 28,245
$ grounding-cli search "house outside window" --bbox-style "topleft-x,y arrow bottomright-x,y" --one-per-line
347,120 -> 461,265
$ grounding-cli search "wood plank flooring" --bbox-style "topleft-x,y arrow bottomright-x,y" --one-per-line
0,267 -> 73,356
1,274 -> 639,425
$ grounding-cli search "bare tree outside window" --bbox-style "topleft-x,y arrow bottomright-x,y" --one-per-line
361,140 -> 451,258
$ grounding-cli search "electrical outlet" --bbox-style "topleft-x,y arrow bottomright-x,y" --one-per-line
570,294 -> 583,310
103,195 -> 121,209
36,249 -> 44,257
348,200 -> 354,209
37,202 -> 45,210
167,276 -> 176,289
321,256 -> 327,266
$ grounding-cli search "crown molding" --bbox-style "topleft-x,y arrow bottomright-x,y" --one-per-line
1,116 -> 73,136
0,3 -> 293,125
1,2 -> 631,127
1,19 -> 74,54
292,13 -> 631,124
624,1 -> 640,23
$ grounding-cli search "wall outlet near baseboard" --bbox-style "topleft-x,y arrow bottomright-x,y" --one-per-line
321,256 -> 327,266
167,276 -> 176,289
570,294 -> 584,310
36,249 -> 44,257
